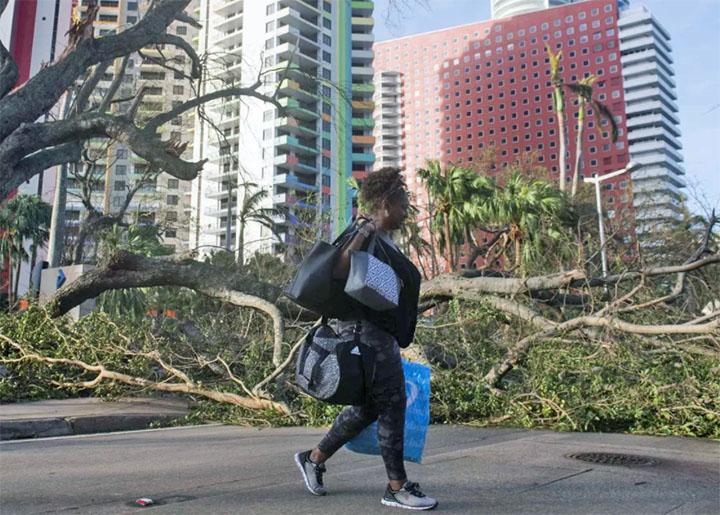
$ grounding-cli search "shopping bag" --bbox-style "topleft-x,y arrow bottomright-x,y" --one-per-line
345,360 -> 430,464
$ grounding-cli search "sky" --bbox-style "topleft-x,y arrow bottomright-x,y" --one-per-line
373,0 -> 720,215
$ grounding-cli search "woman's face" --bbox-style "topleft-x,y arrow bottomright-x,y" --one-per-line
383,190 -> 410,231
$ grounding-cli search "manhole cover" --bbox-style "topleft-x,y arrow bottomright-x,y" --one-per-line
567,452 -> 658,467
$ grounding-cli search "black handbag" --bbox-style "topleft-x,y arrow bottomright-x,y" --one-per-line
283,224 -> 357,316
295,319 -> 375,406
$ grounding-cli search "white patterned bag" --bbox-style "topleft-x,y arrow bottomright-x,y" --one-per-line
344,234 -> 400,311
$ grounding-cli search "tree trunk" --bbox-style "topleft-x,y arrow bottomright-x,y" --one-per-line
237,217 -> 245,265
554,87 -> 567,192
571,100 -> 585,198
13,260 -> 21,307
6,254 -> 13,308
443,213 -> 453,272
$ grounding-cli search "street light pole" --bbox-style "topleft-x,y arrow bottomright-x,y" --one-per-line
592,177 -> 609,279
585,161 -> 641,280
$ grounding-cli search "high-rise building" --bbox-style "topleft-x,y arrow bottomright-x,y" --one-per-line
491,0 -> 685,237
374,0 -> 633,257
68,0 -> 198,255
373,71 -> 405,170
492,0 -> 629,20
191,0 -> 375,258
619,5 -> 685,238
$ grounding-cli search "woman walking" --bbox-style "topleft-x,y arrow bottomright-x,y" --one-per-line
294,167 -> 437,510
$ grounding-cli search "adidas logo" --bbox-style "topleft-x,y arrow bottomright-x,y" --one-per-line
350,346 -> 361,355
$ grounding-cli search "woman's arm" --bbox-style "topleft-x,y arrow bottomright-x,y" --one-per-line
332,219 -> 375,279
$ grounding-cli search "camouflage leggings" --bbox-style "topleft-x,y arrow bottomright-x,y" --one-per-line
316,319 -> 407,481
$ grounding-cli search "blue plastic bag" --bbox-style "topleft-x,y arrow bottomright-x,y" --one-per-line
345,360 -> 430,463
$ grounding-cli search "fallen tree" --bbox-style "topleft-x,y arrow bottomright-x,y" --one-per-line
44,223 -> 719,395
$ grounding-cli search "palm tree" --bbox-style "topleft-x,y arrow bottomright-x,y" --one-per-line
397,203 -> 433,278
473,173 -> 575,272
417,160 -> 484,272
547,45 -> 568,193
0,194 -> 52,307
567,75 -> 620,197
236,182 -> 280,265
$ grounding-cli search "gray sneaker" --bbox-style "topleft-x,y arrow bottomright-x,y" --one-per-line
382,481 -> 438,510
294,450 -> 327,496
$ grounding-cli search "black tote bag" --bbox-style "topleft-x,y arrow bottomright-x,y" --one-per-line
284,225 -> 357,316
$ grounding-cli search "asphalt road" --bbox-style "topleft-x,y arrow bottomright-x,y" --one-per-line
0,425 -> 718,514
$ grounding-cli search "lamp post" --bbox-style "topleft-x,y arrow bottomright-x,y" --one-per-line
585,161 -> 641,280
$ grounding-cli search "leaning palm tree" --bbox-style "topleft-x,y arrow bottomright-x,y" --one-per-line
397,203 -> 433,278
236,182 -> 280,265
0,194 -> 52,307
417,160 -> 483,272
546,45 -> 568,192
567,75 -> 620,197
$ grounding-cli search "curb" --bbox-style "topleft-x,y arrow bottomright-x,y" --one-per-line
0,414 -> 184,441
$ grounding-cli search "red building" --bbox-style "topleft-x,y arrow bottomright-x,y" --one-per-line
373,0 -> 634,269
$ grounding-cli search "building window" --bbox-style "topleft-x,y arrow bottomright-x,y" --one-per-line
176,26 -> 187,35
167,195 -> 179,206
323,18 -> 331,29
167,179 -> 179,189
323,51 -> 331,63
323,34 -> 331,46
115,165 -> 127,175
114,181 -> 125,190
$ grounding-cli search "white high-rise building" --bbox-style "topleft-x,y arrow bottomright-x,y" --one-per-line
491,0 -> 628,19
191,0 -> 375,259
372,71 -> 404,170
619,5 -> 685,237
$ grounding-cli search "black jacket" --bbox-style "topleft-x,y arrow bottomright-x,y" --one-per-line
331,221 -> 422,348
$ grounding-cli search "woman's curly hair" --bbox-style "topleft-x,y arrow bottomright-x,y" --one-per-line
358,167 -> 407,213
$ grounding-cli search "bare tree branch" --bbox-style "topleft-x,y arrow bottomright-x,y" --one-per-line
13,142 -> 82,185
143,81 -> 283,133
152,33 -> 201,79
74,60 -> 112,113
0,333 -> 289,414
0,0 -> 192,143
0,38 -> 18,100
483,314 -> 720,388
47,250 -> 282,318
98,55 -> 130,112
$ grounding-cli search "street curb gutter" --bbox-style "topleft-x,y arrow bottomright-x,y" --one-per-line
0,414 -> 183,441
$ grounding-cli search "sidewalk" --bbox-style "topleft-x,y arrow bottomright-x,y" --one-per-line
0,397 -> 191,440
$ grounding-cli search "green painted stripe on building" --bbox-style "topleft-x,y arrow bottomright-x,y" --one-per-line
351,83 -> 374,93
351,1 -> 374,9
335,0 -> 350,233
351,17 -> 374,25
351,118 -> 374,128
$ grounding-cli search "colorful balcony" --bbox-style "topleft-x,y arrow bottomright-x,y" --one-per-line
279,98 -> 319,121
278,79 -> 318,104
352,152 -> 375,163
274,173 -> 318,192
275,135 -> 318,156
